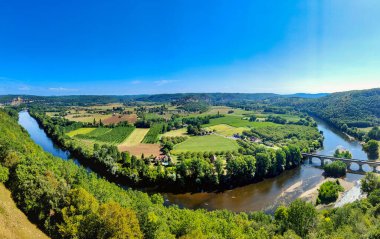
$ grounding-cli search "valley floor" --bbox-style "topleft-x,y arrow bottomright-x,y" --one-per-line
0,184 -> 49,239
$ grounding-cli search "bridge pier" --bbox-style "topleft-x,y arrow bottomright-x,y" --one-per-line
358,164 -> 364,172
308,156 -> 312,164
320,158 -> 325,167
345,162 -> 351,170
373,166 -> 378,173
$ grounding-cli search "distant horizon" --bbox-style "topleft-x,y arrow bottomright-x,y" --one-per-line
3,88 -> 380,97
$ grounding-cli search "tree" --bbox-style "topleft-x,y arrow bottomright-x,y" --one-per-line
58,188 -> 99,238
363,140 -> 379,159
361,172 -> 380,194
255,153 -> 271,179
287,199 -> 317,238
333,149 -> 352,159
324,161 -> 347,177
316,180 -> 344,205
226,155 -> 256,184
0,165 -> 9,182
368,126 -> 380,140
97,202 -> 143,239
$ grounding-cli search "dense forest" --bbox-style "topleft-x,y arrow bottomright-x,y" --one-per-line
0,107 -> 380,238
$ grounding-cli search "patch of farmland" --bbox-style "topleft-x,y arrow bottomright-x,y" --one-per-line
103,113 -> 138,125
172,135 -> 239,154
118,143 -> 161,157
65,113 -> 111,123
76,127 -> 135,144
66,127 -> 96,137
162,128 -> 187,137
142,123 -> 164,144
119,128 -> 149,146
204,124 -> 248,137
203,115 -> 279,128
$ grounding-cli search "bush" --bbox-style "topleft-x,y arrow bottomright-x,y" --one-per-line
324,161 -> 347,177
316,180 -> 344,205
0,165 -> 9,182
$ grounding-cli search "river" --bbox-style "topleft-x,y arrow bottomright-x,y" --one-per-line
18,111 -> 369,213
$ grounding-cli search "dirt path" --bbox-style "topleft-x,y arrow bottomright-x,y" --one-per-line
0,184 -> 49,239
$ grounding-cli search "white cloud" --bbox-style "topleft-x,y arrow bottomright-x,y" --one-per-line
154,80 -> 179,86
18,86 -> 31,91
48,87 -> 78,92
131,80 -> 142,85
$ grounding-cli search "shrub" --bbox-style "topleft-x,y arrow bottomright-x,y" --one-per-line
316,180 -> 344,205
0,165 -> 9,182
324,161 -> 347,177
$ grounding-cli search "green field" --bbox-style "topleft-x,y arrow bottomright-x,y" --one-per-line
172,135 -> 239,154
120,128 -> 149,146
204,124 -> 248,137
142,123 -> 164,144
75,127 -> 135,144
66,127 -> 96,137
203,115 -> 279,128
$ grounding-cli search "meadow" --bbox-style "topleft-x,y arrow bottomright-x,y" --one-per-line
172,135 -> 239,154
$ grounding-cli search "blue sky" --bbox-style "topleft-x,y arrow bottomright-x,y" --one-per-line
0,0 -> 379,95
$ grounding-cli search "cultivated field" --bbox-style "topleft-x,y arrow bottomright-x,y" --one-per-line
118,143 -> 161,157
204,124 -> 248,137
102,113 -> 138,124
142,123 -> 164,143
120,128 -> 149,146
172,135 -> 239,154
66,127 -> 96,137
75,127 -> 135,144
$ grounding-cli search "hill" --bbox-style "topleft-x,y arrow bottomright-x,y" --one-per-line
0,184 -> 49,239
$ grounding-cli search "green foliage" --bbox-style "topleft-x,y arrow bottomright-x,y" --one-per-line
226,155 -> 256,184
287,199 -> 317,238
0,106 -> 380,239
142,123 -> 165,144
316,180 -> 344,205
361,172 -> 380,194
333,149 -> 352,159
243,124 -> 322,151
295,88 -> 380,140
324,161 -> 347,177
368,126 -> 380,140
0,165 -> 9,182
363,140 -> 379,159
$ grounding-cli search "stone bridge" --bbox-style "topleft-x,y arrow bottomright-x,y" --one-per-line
302,153 -> 380,173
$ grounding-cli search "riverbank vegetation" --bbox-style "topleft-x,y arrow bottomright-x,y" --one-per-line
363,140 -> 379,160
323,161 -> 347,177
333,148 -> 353,159
316,180 -> 344,205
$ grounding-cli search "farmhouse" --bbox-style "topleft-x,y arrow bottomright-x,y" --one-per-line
154,155 -> 171,166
